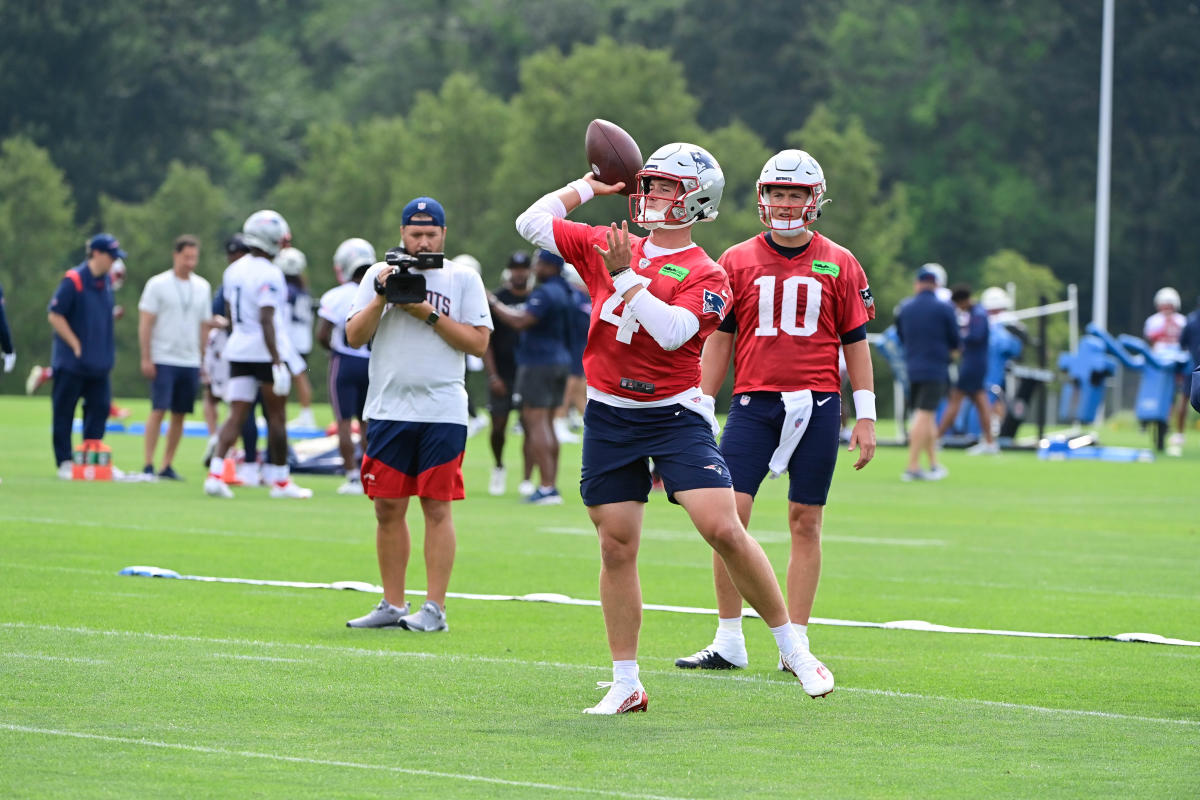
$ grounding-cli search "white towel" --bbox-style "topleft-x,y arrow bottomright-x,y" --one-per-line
768,390 -> 814,478
680,392 -> 721,437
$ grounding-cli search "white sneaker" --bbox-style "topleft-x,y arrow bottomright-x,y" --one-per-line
553,417 -> 581,444
336,479 -> 363,495
287,409 -> 317,430
582,681 -> 648,715
204,475 -> 234,498
346,599 -> 410,628
399,600 -> 448,632
57,461 -> 74,480
517,479 -> 535,498
965,440 -> 1000,455
1166,434 -> 1184,458
269,480 -> 313,499
925,464 -> 949,481
488,466 -> 507,496
781,648 -> 835,698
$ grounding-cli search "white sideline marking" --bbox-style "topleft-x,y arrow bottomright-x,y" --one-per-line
0,723 -> 693,800
211,653 -> 303,663
4,652 -> 109,665
3,623 -> 1198,728
0,515 -> 354,545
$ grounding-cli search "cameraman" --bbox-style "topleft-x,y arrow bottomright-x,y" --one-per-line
344,197 -> 493,633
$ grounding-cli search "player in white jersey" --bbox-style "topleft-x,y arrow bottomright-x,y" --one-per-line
277,246 -> 317,429
1144,287 -> 1188,456
204,210 -> 311,499
344,198 -> 492,634
317,237 -> 377,494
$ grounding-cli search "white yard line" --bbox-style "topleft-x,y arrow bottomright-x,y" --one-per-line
3,652 -> 109,665
3,622 -> 1197,728
0,723 -> 694,800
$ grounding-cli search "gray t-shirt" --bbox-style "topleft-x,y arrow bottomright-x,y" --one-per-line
348,259 -> 492,424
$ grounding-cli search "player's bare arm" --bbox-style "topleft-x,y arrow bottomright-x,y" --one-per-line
259,305 -> 280,365
700,330 -> 734,396
844,338 -> 876,469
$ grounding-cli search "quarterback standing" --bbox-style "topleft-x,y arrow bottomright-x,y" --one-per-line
516,143 -> 811,715
675,150 -> 877,698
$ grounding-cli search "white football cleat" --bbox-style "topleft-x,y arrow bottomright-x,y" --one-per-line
488,466 -> 507,496
517,479 -> 535,498
582,681 -> 648,715
269,480 -> 312,499
204,475 -> 234,498
781,648 -> 835,698
336,479 -> 364,495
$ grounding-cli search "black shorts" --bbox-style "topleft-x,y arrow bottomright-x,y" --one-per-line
514,363 -> 569,409
488,368 -> 518,417
229,361 -> 273,383
909,380 -> 947,412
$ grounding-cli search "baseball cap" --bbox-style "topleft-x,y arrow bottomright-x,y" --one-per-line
915,266 -> 938,283
401,196 -> 446,227
508,251 -> 531,268
534,249 -> 564,269
225,232 -> 249,255
87,233 -> 127,259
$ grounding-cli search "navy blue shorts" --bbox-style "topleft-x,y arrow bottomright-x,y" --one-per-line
956,368 -> 986,394
720,391 -> 841,506
580,400 -> 731,507
150,364 -> 200,413
329,353 -> 370,422
361,419 -> 466,500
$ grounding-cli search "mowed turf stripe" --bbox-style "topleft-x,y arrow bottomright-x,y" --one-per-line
5,622 -> 1198,728
0,723 -> 695,800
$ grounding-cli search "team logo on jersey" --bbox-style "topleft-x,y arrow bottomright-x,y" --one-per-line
638,257 -> 651,269
701,289 -> 726,316
812,260 -> 840,277
859,286 -> 875,309
659,263 -> 690,282
691,151 -> 717,172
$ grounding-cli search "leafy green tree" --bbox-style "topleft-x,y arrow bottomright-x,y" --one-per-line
979,248 -> 1070,357
0,137 -> 81,383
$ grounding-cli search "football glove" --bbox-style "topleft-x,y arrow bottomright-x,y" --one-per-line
3,352 -> 15,373
271,362 -> 292,396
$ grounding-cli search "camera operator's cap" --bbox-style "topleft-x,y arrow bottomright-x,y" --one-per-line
535,249 -> 565,269
87,233 -> 127,259
402,196 -> 446,228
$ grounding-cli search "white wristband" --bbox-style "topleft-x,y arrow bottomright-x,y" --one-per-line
853,389 -> 877,421
568,179 -> 594,204
612,269 -> 650,296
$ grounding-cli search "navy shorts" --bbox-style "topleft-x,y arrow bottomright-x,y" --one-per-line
956,369 -> 986,394
150,364 -> 200,413
721,391 -> 841,506
361,419 -> 466,501
580,400 -> 731,507
329,352 -> 370,422
909,380 -> 947,412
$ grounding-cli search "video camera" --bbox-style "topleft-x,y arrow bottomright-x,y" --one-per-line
379,247 -> 444,304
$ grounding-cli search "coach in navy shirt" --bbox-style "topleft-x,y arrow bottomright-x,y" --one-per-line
896,265 -> 960,481
46,233 -> 123,473
488,249 -> 573,505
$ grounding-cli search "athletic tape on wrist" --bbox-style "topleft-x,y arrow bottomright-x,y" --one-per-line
853,389 -> 877,421
612,269 -> 650,295
568,179 -> 594,204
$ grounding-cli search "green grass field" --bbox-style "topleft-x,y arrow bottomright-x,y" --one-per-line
2,394 -> 1198,798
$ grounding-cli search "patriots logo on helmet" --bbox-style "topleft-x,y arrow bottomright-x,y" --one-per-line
702,289 -> 726,316
691,151 -> 716,172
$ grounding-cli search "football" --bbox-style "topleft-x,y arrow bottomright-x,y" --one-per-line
585,119 -> 642,196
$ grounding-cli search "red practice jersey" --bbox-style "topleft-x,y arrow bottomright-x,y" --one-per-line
718,232 -> 873,393
552,218 -> 730,401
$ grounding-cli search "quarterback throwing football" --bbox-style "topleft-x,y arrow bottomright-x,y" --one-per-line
516,143 -> 811,714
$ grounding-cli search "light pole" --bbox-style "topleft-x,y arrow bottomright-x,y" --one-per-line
1092,0 -> 1114,330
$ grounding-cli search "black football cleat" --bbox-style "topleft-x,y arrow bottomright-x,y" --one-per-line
674,647 -> 744,670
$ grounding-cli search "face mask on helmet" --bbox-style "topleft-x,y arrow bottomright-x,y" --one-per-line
628,143 -> 724,231
757,150 -> 827,236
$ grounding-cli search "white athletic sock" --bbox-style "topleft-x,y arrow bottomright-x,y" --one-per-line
208,457 -> 225,477
713,616 -> 745,650
261,463 -> 279,485
613,660 -> 639,686
276,464 -> 290,485
770,622 -> 801,654
792,622 -> 809,650
346,468 -> 360,482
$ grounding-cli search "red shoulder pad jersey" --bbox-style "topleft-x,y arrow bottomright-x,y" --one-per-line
719,232 -> 873,393
552,218 -> 731,401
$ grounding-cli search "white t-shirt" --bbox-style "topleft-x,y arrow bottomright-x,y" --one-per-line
287,285 -> 314,355
319,282 -> 370,357
223,254 -> 287,364
348,259 -> 493,424
137,270 -> 213,368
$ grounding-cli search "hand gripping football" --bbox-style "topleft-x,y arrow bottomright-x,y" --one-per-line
585,119 -> 642,196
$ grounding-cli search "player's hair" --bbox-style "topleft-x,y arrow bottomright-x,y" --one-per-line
950,283 -> 972,304
174,234 -> 200,252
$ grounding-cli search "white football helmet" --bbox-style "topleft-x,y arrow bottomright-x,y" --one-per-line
629,143 -> 724,230
333,237 -> 377,284
920,262 -> 948,288
980,286 -> 1013,312
453,254 -> 482,274
274,246 -> 307,277
241,210 -> 290,257
1154,287 -> 1181,310
757,149 -> 828,235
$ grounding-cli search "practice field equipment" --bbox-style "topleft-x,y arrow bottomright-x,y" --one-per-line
72,439 -> 113,481
1115,333 -> 1191,449
1057,331 -> 1123,425
1037,433 -> 1153,463
585,119 -> 641,196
